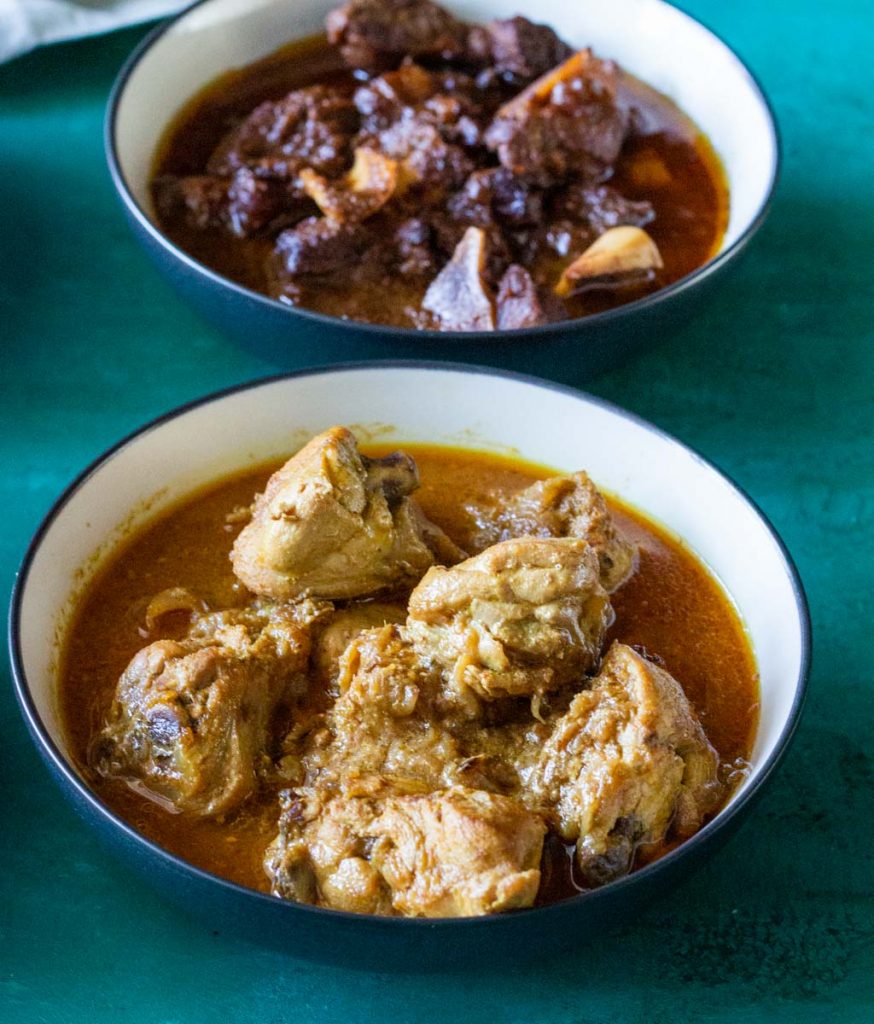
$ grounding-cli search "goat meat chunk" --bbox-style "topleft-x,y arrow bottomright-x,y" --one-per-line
354,65 -> 483,195
153,174 -> 228,231
422,226 -> 495,331
448,167 -> 544,229
552,183 -> 655,234
496,264 -> 549,329
274,216 -> 368,276
326,0 -> 468,72
482,17 -> 573,83
485,49 -> 630,186
226,167 -> 295,237
207,86 -> 358,182
393,217 -> 438,276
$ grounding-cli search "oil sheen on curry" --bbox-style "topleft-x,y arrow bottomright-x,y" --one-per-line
62,430 -> 758,917
151,0 -> 729,330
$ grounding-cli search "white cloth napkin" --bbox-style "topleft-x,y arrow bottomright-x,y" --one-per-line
0,0 -> 187,64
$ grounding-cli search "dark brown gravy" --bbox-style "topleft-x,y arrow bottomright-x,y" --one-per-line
60,446 -> 758,907
151,34 -> 729,326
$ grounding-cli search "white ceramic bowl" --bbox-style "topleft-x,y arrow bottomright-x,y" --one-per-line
106,0 -> 780,373
10,364 -> 809,966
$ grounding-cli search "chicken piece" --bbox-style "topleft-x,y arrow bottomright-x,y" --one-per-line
485,49 -> 629,186
303,624 -> 462,795
265,785 -> 545,916
312,601 -> 407,687
326,0 -> 468,72
231,427 -> 464,601
406,537 -> 611,707
299,147 -> 398,224
422,226 -> 496,331
94,602 -> 323,817
469,471 -> 635,593
531,642 -> 722,886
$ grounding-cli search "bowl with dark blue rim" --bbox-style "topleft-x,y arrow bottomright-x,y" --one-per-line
9,363 -> 809,968
105,0 -> 779,378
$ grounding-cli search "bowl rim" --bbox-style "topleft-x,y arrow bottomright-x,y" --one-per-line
8,360 -> 811,931
104,0 -> 782,344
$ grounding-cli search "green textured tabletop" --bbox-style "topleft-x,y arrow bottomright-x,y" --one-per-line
1,2 -> 872,1020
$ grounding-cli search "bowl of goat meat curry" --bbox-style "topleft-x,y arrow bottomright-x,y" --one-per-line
11,365 -> 809,967
107,0 -> 778,373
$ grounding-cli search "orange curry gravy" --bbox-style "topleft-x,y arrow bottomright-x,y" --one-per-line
151,35 -> 728,326
61,447 -> 758,905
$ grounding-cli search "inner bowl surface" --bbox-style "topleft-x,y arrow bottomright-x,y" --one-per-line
106,0 -> 779,372
10,364 -> 809,967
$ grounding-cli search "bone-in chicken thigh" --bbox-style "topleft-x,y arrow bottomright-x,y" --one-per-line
231,427 -> 464,601
95,601 -> 324,816
265,785 -> 545,916
469,470 -> 636,593
407,536 -> 611,705
530,642 -> 722,885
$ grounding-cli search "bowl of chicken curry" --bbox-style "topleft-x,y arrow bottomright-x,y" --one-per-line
10,364 -> 809,966
107,0 -> 778,373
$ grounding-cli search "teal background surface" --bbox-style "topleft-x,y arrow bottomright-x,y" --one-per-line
1,1 -> 872,1019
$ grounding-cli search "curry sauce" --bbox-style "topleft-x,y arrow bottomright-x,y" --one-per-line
61,446 -> 758,904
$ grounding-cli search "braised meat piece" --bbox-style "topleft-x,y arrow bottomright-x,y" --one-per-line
265,785 -> 545,916
207,86 -> 358,182
552,183 -> 655,235
472,16 -> 573,83
327,0 -> 468,72
406,537 -> 611,707
469,471 -> 636,593
153,174 -> 229,231
231,427 -> 464,601
354,65 -> 483,196
94,602 -> 322,817
273,216 -> 370,276
393,217 -> 438,276
373,111 -> 475,194
530,643 -> 722,886
495,264 -> 549,329
448,167 -> 544,228
225,167 -> 300,236
155,168 -> 304,238
422,225 -> 496,331
299,146 -> 398,224
485,49 -> 630,186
